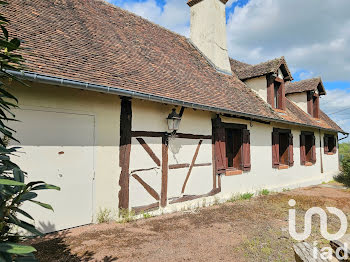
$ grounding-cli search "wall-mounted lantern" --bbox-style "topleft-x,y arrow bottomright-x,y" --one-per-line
167,108 -> 181,133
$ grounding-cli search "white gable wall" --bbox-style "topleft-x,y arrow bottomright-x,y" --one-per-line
244,76 -> 268,103
287,92 -> 308,114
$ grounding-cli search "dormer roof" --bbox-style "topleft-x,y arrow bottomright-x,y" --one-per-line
285,77 -> 326,95
230,56 -> 293,81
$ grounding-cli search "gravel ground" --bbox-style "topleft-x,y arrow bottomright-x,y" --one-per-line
28,185 -> 350,262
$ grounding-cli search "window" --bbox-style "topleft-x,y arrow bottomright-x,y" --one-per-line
272,128 -> 294,169
300,132 -> 316,165
213,119 -> 251,176
307,91 -> 320,118
324,134 -> 337,154
267,75 -> 286,110
274,82 -> 280,108
225,128 -> 242,170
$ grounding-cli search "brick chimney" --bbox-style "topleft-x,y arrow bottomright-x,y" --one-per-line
187,0 -> 231,74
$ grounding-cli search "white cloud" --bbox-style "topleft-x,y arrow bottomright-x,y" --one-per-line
321,89 -> 350,137
122,0 -> 190,36
226,0 -> 350,81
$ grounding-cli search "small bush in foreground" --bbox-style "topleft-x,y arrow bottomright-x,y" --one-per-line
335,155 -> 350,187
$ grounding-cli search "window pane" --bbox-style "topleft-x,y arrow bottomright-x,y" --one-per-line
279,133 -> 289,165
225,128 -> 243,170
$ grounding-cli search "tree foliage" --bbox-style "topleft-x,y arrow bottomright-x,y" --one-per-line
335,155 -> 350,187
0,2 -> 60,261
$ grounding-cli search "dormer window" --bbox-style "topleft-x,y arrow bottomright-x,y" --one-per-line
307,91 -> 320,118
267,74 -> 286,110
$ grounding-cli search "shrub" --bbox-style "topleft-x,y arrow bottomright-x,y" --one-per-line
335,155 -> 350,187
0,2 -> 60,261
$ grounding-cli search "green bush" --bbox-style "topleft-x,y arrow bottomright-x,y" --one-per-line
0,2 -> 60,261
335,155 -> 350,187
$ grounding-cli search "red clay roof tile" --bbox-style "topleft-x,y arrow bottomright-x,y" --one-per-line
4,0 -> 344,133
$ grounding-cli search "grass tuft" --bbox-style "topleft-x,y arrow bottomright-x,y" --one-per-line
142,212 -> 153,219
96,208 -> 112,224
118,208 -> 135,223
239,193 -> 254,200
259,189 -> 270,196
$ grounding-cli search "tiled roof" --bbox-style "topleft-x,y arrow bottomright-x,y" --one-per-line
229,58 -> 251,74
4,0 -> 344,133
286,77 -> 326,95
283,99 -> 342,132
231,57 -> 293,81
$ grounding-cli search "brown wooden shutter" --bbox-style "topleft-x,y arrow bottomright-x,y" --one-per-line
278,81 -> 286,110
300,134 -> 306,165
288,133 -> 294,167
272,131 -> 280,168
267,75 -> 274,107
242,129 -> 251,171
311,135 -> 316,164
332,136 -> 337,154
313,95 -> 320,118
214,125 -> 226,175
307,92 -> 313,116
324,135 -> 328,154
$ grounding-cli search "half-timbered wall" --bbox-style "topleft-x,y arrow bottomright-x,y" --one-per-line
127,100 -> 216,212
9,82 -> 340,229
121,99 -> 340,214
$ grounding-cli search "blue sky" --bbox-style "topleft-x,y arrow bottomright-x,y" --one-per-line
107,0 -> 350,141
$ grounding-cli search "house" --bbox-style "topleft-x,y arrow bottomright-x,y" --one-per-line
5,0 -> 346,232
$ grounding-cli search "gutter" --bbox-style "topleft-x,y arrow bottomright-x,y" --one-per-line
339,133 -> 349,141
8,70 -> 348,135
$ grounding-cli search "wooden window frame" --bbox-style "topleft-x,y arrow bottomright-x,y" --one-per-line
307,91 -> 320,118
300,131 -> 316,166
213,119 -> 251,176
272,128 -> 294,169
324,134 -> 337,155
267,74 -> 286,111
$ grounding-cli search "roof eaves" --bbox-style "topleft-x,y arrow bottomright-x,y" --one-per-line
8,70 -> 346,135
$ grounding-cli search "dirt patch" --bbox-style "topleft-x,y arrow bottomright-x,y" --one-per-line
28,185 -> 350,261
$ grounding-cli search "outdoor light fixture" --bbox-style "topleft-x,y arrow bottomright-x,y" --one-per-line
167,108 -> 181,133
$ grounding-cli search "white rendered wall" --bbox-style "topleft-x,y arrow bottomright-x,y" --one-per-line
287,92 -> 308,113
321,131 -> 340,180
244,76 -> 267,103
218,117 -> 330,196
10,82 -> 121,224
